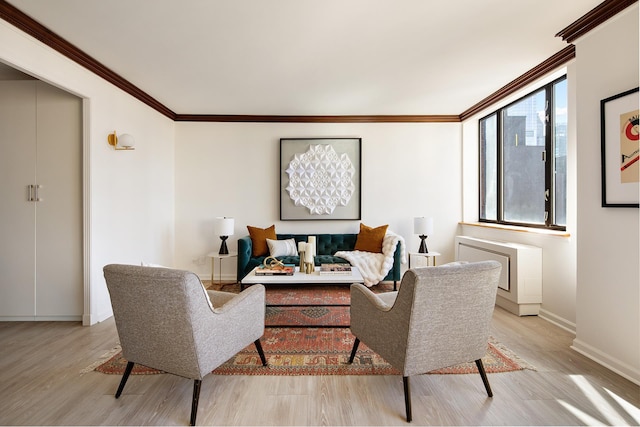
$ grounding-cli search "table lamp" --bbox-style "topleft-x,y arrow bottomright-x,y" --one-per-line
214,217 -> 234,255
413,217 -> 433,253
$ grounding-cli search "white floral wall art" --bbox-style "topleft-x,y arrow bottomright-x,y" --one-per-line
280,138 -> 361,220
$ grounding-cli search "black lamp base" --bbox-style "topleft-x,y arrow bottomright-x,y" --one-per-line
218,236 -> 229,255
418,235 -> 429,254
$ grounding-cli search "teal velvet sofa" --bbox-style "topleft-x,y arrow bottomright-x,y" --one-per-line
237,233 -> 402,288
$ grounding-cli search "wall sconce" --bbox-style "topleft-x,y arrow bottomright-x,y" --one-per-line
413,217 -> 433,253
107,131 -> 135,150
214,217 -> 234,255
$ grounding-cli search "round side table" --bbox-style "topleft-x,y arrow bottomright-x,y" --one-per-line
207,251 -> 238,284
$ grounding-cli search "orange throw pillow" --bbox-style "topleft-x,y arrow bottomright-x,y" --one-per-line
247,224 -> 277,257
354,223 -> 388,253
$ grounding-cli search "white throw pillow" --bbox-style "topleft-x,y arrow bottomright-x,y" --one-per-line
266,238 -> 299,257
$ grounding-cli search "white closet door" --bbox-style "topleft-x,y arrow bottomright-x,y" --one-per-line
34,82 -> 83,318
0,81 -> 37,317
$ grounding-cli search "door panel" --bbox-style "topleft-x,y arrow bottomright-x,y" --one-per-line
35,82 -> 83,317
0,81 -> 37,317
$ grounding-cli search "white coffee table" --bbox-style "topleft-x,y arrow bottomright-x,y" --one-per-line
240,265 -> 364,290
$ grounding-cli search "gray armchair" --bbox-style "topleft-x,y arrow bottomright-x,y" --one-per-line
103,264 -> 267,426
348,261 -> 501,422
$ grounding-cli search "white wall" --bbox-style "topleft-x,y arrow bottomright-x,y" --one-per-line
460,66 -> 579,333
572,5 -> 639,385
0,20 -> 176,324
174,122 -> 462,279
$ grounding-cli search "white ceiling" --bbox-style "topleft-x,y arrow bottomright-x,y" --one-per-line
6,0 -> 602,116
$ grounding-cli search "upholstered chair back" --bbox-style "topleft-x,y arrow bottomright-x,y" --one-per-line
104,264 -> 264,380
350,260 -> 501,376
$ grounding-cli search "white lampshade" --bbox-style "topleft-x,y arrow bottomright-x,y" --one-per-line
214,217 -> 234,236
118,133 -> 135,148
413,217 -> 433,236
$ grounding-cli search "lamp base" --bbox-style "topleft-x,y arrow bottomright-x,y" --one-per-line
418,235 -> 429,254
218,236 -> 229,255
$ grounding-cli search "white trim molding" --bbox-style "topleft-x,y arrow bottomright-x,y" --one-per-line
571,339 -> 640,386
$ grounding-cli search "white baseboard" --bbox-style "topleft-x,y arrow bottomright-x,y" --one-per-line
198,273 -> 236,283
538,308 -> 576,334
0,315 -> 82,322
571,338 -> 640,386
83,310 -> 113,326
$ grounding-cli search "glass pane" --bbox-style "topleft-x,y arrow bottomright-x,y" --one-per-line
502,90 -> 546,224
553,79 -> 567,226
480,114 -> 497,220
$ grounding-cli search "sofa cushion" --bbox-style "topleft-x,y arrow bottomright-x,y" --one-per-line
247,224 -> 277,257
354,223 -> 388,253
267,238 -> 298,257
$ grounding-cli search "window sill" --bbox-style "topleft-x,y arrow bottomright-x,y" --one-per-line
459,222 -> 570,238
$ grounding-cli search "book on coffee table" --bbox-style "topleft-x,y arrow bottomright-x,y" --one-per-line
255,264 -> 295,276
319,263 -> 352,275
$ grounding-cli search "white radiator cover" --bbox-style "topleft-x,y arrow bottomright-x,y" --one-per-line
455,236 -> 542,316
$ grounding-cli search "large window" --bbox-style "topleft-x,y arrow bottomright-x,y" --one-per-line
480,76 -> 567,230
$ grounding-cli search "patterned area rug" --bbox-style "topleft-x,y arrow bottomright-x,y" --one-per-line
266,305 -> 350,327
262,284 -> 355,306
90,329 -> 535,376
259,283 -> 393,327
262,284 -> 352,327
87,283 -> 535,376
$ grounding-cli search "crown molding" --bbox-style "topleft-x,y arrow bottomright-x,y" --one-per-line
0,0 -> 635,123
174,114 -> 461,123
556,0 -> 638,43
459,45 -> 576,121
0,0 -> 176,120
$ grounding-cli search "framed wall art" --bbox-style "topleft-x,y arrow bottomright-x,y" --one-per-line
280,138 -> 362,220
600,87 -> 639,207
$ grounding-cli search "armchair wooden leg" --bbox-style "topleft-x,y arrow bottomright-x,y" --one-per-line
475,359 -> 493,397
115,361 -> 134,398
190,379 -> 202,426
403,376 -> 412,422
254,339 -> 268,366
348,338 -> 360,364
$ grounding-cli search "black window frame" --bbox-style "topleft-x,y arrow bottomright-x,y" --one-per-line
479,75 -> 567,231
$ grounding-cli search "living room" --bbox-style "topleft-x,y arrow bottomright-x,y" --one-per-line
0,0 -> 637,413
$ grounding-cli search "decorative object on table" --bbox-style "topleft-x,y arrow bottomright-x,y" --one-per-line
263,256 -> 285,269
319,263 -> 352,275
600,87 -> 639,207
303,244 -> 314,274
297,241 -> 306,271
256,257 -> 295,276
255,266 -> 295,276
280,138 -> 361,220
413,217 -> 433,253
307,235 -> 316,256
214,217 -> 234,255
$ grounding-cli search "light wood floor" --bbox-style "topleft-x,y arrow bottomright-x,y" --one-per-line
1,305 -> 638,426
